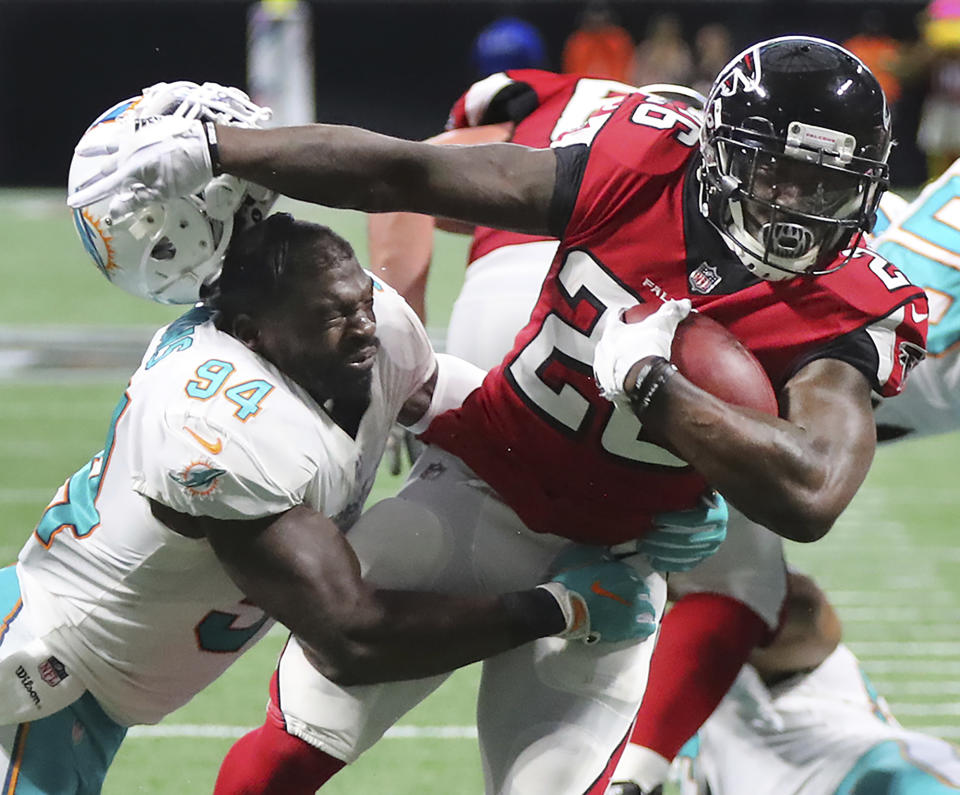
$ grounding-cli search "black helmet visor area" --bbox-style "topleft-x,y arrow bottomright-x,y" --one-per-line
715,130 -> 888,272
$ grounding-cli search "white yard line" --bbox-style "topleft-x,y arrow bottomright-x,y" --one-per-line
128,724 -> 479,740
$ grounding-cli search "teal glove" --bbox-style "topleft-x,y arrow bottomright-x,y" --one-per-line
541,549 -> 658,644
638,491 -> 728,572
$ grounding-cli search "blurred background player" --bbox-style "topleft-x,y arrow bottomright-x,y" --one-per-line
247,0 -> 315,126
561,0 -> 635,83
871,156 -> 960,441
917,0 -> 960,179
630,13 -> 694,90
671,570 -> 960,795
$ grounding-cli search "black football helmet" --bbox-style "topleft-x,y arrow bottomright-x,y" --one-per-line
699,36 -> 891,281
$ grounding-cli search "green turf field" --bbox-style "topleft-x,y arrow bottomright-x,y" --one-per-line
1,190 -> 959,793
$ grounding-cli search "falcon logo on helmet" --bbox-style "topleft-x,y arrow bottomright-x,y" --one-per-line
717,46 -> 761,97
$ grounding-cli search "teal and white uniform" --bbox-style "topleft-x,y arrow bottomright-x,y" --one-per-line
673,644 -> 960,794
872,166 -> 960,439
0,277 -> 434,791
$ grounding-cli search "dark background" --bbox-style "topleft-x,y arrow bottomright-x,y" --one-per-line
1,0 -> 929,187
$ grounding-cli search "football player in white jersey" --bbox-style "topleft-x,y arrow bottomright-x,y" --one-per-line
870,161 -> 960,441
0,92 -> 661,793
2,210 -> 656,794
671,570 -> 960,795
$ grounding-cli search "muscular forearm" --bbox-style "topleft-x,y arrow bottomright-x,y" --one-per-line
639,366 -> 874,542
207,505 -> 565,686
215,124 -> 555,235
301,588 -> 564,685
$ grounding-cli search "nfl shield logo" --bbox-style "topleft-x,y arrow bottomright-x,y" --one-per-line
689,262 -> 722,294
38,657 -> 68,688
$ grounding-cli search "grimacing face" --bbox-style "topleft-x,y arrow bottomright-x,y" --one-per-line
253,256 -> 380,405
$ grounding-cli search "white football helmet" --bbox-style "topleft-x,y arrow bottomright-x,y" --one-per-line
68,82 -> 278,304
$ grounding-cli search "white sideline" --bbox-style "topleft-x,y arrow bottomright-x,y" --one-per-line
128,724 -> 479,740
128,723 -> 960,740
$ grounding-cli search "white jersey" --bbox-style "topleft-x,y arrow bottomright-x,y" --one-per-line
16,277 -> 434,726
871,165 -> 960,439
682,644 -> 960,795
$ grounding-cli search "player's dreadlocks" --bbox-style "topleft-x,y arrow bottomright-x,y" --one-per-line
210,212 -> 357,331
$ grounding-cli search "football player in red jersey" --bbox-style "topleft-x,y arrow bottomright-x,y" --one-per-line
368,74 -> 791,795
69,36 -> 928,795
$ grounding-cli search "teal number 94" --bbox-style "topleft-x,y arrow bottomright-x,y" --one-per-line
186,360 -> 235,399
186,360 -> 274,421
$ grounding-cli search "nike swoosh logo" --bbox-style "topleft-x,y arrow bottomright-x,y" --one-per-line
590,580 -> 632,606
912,305 -> 929,323
183,426 -> 223,455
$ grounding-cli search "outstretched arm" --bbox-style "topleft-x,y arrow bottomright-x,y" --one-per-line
366,123 -> 515,320
68,116 -> 556,236
217,124 -> 556,235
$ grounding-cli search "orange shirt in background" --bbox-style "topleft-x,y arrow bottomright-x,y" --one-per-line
562,25 -> 635,82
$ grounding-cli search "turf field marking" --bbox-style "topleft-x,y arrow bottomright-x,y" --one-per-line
126,722 -> 960,740
128,724 -> 479,740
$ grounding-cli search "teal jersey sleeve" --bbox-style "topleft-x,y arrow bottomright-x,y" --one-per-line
874,172 -> 960,355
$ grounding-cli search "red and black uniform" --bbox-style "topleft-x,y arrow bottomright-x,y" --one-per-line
424,71 -> 927,545
447,70 -> 636,263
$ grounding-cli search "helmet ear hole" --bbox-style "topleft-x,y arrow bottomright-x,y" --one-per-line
151,237 -> 177,261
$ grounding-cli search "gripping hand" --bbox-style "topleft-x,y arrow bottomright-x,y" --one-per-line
67,115 -> 215,216
637,491 -> 728,572
593,299 -> 691,408
540,550 -> 657,644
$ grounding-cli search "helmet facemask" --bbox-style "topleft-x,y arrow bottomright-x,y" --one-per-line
699,36 -> 892,282
709,127 -> 888,278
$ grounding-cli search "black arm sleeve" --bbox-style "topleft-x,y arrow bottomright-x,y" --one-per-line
784,327 -> 882,392
548,144 -> 590,239
482,81 -> 541,125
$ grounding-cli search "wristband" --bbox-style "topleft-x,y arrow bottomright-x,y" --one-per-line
501,588 -> 567,640
627,356 -> 678,419
203,121 -> 222,176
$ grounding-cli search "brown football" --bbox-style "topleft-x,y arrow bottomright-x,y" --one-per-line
622,303 -> 779,416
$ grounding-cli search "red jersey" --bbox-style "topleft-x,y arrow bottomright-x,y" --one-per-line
447,70 -> 640,263
425,72 -> 928,545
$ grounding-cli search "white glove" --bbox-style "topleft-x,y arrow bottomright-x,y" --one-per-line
67,115 -> 215,217
593,299 -> 691,407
